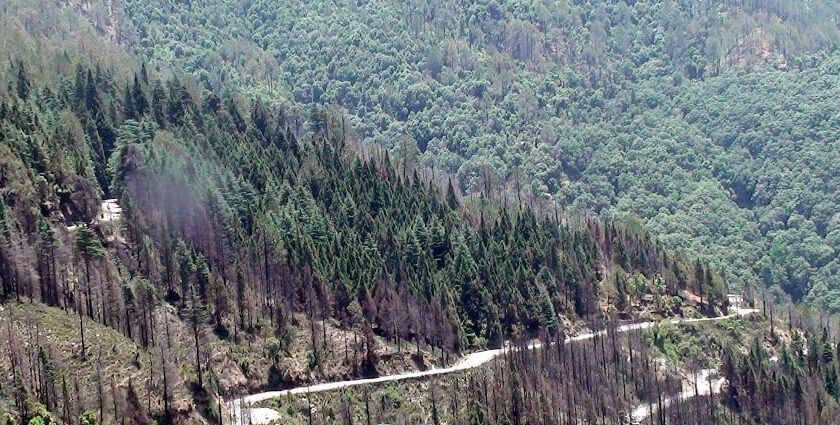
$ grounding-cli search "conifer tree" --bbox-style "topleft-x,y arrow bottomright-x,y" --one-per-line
16,62 -> 30,101
185,284 -> 208,389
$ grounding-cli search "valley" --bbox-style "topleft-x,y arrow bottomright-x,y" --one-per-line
1,1 -> 840,425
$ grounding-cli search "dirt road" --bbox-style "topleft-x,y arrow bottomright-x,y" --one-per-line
227,308 -> 758,425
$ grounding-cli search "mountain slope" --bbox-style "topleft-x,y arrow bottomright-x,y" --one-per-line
0,4 -> 731,424
68,0 -> 840,310
236,307 -> 840,425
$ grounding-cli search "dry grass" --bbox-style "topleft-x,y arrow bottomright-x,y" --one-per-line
0,301 -> 159,421
0,300 -> 447,423
218,312 -> 448,395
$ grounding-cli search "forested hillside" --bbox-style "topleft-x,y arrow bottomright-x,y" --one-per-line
72,0 -> 840,310
0,2 -> 736,424
267,309 -> 840,425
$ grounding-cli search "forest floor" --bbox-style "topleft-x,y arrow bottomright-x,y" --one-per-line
0,300 -> 445,425
227,306 -> 760,425
630,368 -> 725,423
0,302 -> 163,422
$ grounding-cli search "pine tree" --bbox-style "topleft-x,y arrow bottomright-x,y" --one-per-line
694,260 -> 705,308
446,178 -> 459,210
133,74 -> 148,116
185,284 -> 209,389
16,62 -> 30,100
122,280 -> 136,341
176,241 -> 194,305
825,362 -> 839,398
210,273 -> 230,333
36,220 -> 56,306
75,224 -> 105,358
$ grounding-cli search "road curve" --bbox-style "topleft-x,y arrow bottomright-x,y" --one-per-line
226,308 -> 759,425
630,368 -> 727,423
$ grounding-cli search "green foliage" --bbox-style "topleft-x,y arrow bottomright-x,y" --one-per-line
85,0 -> 840,310
234,354 -> 253,377
723,328 -> 840,423
75,224 -> 105,259
660,296 -> 683,317
0,19 -> 730,398
77,411 -> 98,425
25,404 -> 52,425
468,403 -> 489,425
206,399 -> 221,423
266,337 -> 282,366
186,284 -> 208,328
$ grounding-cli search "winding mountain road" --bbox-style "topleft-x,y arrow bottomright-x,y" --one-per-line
226,307 -> 759,425
630,368 -> 726,423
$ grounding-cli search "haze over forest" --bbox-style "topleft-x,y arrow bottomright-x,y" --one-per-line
1,1 -> 840,425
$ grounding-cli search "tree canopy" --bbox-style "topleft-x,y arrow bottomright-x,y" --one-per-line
72,0 -> 840,310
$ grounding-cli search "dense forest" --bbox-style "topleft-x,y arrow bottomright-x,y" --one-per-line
0,50 -> 727,355
67,0 -> 840,310
0,2 -> 735,424
1,1 -> 838,424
